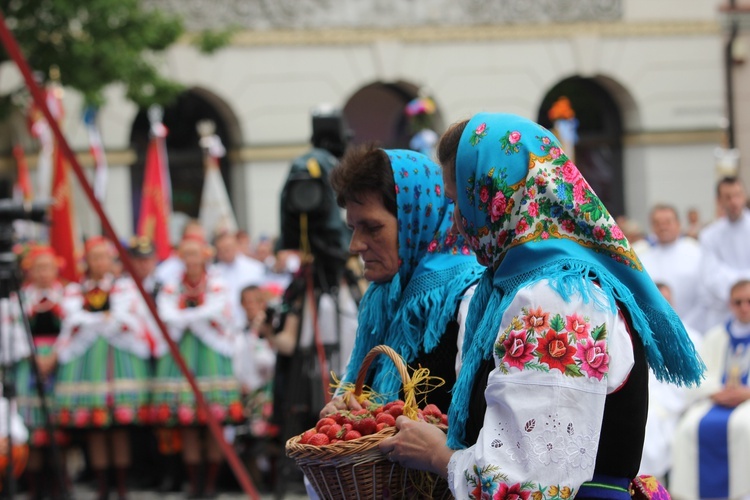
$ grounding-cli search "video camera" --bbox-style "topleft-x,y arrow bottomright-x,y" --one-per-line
0,199 -> 49,256
277,107 -> 351,268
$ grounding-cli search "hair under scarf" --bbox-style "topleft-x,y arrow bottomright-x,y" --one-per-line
446,113 -> 705,448
342,150 -> 483,399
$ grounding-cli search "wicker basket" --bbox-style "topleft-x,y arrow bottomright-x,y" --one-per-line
286,345 -> 452,499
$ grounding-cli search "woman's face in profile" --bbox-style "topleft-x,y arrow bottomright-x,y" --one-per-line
346,191 -> 399,284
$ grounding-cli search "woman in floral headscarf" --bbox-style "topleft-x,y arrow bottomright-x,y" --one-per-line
379,113 -> 703,498
322,146 -> 483,415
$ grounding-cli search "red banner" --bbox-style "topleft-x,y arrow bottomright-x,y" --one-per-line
49,144 -> 79,283
137,131 -> 171,260
12,144 -> 32,201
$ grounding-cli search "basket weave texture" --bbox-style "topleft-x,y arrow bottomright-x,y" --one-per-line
286,345 -> 453,499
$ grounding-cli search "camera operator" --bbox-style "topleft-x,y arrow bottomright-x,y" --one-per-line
268,106 -> 360,492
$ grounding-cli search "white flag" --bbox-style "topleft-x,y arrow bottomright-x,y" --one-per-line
198,135 -> 237,237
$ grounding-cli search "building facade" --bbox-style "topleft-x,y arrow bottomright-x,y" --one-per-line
1,0 -> 731,243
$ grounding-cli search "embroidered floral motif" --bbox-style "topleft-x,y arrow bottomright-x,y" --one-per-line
464,465 -> 577,500
494,306 -> 608,378
500,130 -> 522,155
469,122 -> 489,146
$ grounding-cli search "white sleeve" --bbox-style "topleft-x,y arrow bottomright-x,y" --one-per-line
448,279 -> 634,498
455,284 -> 477,376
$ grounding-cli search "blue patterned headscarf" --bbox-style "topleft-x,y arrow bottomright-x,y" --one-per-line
342,149 -> 483,398
446,113 -> 705,448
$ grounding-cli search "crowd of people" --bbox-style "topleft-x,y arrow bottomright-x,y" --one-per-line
0,112 -> 747,500
2,225 -> 300,499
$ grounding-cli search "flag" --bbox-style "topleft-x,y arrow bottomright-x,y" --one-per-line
12,144 -> 32,201
137,121 -> 171,261
198,133 -> 237,237
27,91 -> 55,199
50,142 -> 80,283
83,107 -> 108,201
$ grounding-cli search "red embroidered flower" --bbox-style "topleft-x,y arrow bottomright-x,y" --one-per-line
508,131 -> 522,145
494,482 -> 530,500
229,401 -> 245,422
578,339 -> 609,380
573,179 -> 588,204
593,226 -> 606,241
444,233 -> 458,247
515,218 -> 529,234
177,405 -> 195,425
210,404 -> 227,422
610,224 -> 625,240
92,408 -> 109,427
502,330 -> 536,370
490,192 -> 507,222
550,147 -> 561,159
561,160 -> 581,183
427,240 -> 438,253
523,307 -> 549,331
536,329 -> 576,373
528,201 -> 539,217
74,408 -> 90,428
137,405 -> 151,424
475,123 -> 487,135
480,185 -> 490,203
435,184 -> 441,197
565,313 -> 590,340
561,219 -> 576,233
156,403 -> 171,424
114,406 -> 135,425
58,408 -> 71,426
496,231 -> 509,247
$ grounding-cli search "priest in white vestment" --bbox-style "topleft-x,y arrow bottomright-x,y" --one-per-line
212,231 -> 266,326
640,204 -> 703,332
697,177 -> 750,332
671,279 -> 750,499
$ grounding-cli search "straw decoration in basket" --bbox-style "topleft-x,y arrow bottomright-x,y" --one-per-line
286,345 -> 452,499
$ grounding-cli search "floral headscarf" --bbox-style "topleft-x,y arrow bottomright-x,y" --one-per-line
342,150 -> 483,398
446,113 -> 704,448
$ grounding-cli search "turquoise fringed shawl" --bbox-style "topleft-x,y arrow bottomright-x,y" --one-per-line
342,150 -> 483,399
445,113 -> 705,449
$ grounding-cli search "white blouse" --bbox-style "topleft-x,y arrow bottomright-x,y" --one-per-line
448,278 -> 634,497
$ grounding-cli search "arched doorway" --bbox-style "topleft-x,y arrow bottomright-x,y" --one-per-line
537,77 -> 625,217
129,88 -> 242,234
343,81 -> 444,150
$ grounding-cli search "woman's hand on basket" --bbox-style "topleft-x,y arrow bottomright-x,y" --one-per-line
319,394 -> 364,418
378,415 -> 454,479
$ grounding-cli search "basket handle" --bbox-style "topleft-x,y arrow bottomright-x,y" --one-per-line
352,345 -> 418,418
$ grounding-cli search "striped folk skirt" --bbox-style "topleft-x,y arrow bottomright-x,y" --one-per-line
15,340 -> 69,446
151,331 -> 243,427
55,337 -> 151,429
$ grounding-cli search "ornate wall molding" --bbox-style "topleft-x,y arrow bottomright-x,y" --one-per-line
146,0 -> 623,31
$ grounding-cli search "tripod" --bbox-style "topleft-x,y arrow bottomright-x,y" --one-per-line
0,224 -> 69,500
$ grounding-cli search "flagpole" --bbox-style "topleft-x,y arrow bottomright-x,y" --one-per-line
0,11 -> 261,500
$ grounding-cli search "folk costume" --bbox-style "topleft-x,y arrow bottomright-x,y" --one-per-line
152,268 -> 242,426
55,274 -> 151,427
671,319 -> 750,498
17,247 -> 67,448
341,150 -> 483,413
54,237 -> 151,500
445,113 -> 703,498
16,247 -> 70,499
152,240 -> 242,498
